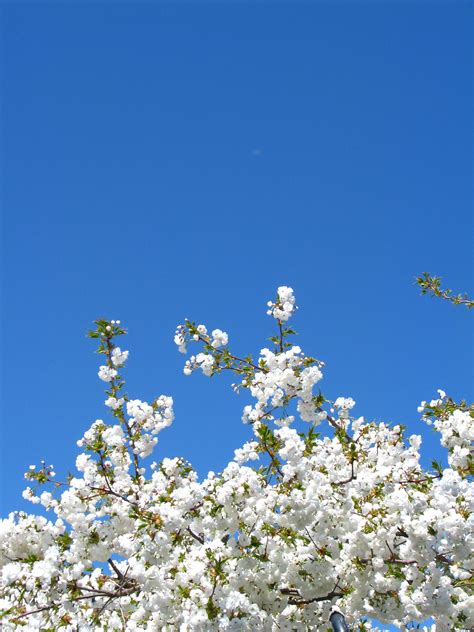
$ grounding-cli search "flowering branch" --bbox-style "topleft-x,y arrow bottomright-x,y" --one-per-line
2,285 -> 472,631
416,272 -> 474,309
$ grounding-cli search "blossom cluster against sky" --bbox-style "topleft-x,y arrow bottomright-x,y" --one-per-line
1,2 -> 472,514
3,291 -> 472,629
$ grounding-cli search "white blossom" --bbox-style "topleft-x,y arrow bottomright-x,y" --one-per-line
98,365 -> 117,382
111,347 -> 129,367
1,288 -> 472,631
211,328 -> 229,348
267,286 -> 297,321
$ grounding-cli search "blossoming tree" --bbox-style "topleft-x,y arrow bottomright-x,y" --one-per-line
1,287 -> 472,630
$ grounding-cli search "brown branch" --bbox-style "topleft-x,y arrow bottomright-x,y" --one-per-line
281,587 -> 345,606
395,474 -> 442,485
334,459 -> 356,486
278,320 -> 284,353
197,335 -> 263,372
187,526 -> 204,544
76,585 -> 138,599
357,555 -> 418,567
11,595 -> 95,621
108,558 -> 125,580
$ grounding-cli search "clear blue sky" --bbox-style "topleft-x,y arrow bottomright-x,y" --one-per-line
1,1 -> 472,521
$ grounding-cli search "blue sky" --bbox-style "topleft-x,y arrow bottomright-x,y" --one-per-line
1,0 -> 472,534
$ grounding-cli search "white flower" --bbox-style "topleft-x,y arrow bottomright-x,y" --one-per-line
196,353 -> 215,376
102,425 -> 125,448
211,329 -> 229,348
267,286 -> 297,321
334,397 -> 355,419
234,441 -> 259,464
111,347 -> 129,367
334,397 -> 355,410
417,400 -> 427,413
76,454 -> 90,472
98,365 -> 117,382
105,396 -> 124,410
39,492 -> 54,508
174,325 -> 187,353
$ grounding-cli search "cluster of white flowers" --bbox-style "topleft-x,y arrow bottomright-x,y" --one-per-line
241,345 -> 324,426
418,390 -> 473,472
127,396 -> 174,434
234,440 -> 259,465
267,286 -> 297,321
211,328 -> 229,348
434,409 -> 474,469
98,365 -> 117,382
177,323 -> 229,376
105,395 -> 125,410
183,352 -> 216,377
334,396 -> 356,420
417,389 -> 447,413
174,324 -> 187,353
111,346 -> 129,367
123,397 -> 174,457
1,290 -> 472,631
